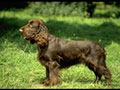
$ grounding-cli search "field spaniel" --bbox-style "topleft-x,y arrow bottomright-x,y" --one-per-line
19,19 -> 111,86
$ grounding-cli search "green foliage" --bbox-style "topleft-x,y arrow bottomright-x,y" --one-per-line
106,9 -> 120,18
94,7 -> 120,18
28,2 -> 89,17
27,2 -> 120,18
0,9 -> 120,89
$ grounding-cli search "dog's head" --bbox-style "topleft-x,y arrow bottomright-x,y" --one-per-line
19,19 -> 48,45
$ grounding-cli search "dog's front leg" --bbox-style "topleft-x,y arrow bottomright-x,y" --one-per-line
46,61 -> 61,86
40,66 -> 50,84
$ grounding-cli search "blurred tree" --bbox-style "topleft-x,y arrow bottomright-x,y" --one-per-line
86,2 -> 96,17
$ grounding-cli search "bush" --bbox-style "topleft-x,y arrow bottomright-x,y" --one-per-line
27,2 -> 120,18
109,9 -> 120,18
28,2 -> 90,17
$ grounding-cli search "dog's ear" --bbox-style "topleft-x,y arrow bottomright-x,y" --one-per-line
37,19 -> 45,30
39,19 -> 49,33
39,19 -> 45,25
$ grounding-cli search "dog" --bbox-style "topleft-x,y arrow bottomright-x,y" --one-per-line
19,19 -> 111,86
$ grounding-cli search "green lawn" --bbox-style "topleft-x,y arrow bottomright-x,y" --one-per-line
0,9 -> 120,89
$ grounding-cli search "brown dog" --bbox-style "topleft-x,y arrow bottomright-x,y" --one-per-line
19,19 -> 111,86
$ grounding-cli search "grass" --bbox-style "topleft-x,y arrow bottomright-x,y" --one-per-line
0,8 -> 120,89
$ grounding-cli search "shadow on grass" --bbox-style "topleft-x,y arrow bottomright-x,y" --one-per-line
0,17 -> 37,53
0,17 -> 120,53
0,17 -> 28,37
46,20 -> 120,47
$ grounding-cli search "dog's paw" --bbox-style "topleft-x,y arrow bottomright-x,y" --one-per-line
40,78 -> 49,84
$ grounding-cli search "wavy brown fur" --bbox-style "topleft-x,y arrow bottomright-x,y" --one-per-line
34,31 -> 48,47
19,19 -> 112,86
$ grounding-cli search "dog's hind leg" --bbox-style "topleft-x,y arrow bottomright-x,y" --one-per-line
93,71 -> 102,84
96,65 -> 112,86
85,56 -> 102,84
97,55 -> 112,86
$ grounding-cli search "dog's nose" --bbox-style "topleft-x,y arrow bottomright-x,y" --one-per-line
19,29 -> 23,33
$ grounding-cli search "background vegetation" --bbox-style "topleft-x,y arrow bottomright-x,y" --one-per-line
0,1 -> 120,89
